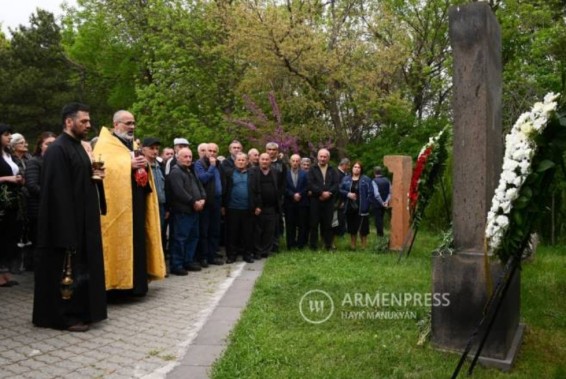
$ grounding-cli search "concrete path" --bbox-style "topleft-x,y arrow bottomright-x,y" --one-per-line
0,259 -> 264,379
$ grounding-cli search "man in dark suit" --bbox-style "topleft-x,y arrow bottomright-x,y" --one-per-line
284,154 -> 309,250
308,149 -> 340,251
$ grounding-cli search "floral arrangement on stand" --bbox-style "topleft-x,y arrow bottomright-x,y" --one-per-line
400,127 -> 450,258
485,92 -> 565,263
408,127 -> 450,228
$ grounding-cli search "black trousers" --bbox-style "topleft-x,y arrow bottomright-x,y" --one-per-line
285,204 -> 308,249
309,199 -> 334,250
254,208 -> 278,256
374,206 -> 386,236
226,208 -> 255,259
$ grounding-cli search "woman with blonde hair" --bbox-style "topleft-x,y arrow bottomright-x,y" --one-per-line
0,124 -> 24,286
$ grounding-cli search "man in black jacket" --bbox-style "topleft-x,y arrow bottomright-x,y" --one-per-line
166,148 -> 206,275
308,149 -> 340,251
251,153 -> 282,258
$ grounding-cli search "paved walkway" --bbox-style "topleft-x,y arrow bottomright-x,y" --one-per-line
0,259 -> 264,379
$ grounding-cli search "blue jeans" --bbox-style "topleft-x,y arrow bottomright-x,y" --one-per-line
170,212 -> 200,270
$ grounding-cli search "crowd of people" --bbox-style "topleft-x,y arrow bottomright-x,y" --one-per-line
0,102 -> 391,332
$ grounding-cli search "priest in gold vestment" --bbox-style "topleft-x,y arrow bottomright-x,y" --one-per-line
93,110 -> 165,296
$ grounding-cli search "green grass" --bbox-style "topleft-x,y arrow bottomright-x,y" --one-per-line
211,232 -> 566,378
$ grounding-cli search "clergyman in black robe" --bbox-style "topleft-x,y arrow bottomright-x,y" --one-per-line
33,102 -> 107,331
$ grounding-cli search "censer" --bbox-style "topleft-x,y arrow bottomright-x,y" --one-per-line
60,250 -> 75,300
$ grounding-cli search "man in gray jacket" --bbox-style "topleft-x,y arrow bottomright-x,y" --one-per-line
166,148 -> 206,275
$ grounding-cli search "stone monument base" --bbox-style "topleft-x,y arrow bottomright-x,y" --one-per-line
431,252 -> 523,371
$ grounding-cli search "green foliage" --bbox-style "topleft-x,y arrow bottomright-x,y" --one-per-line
3,0 -> 566,241
0,10 -> 78,137
497,0 -> 566,131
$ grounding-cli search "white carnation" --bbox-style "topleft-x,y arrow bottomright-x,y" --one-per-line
505,187 -> 519,201
512,175 -> 525,188
502,158 -> 519,172
533,101 -> 544,112
495,215 -> 509,228
501,170 -> 517,184
500,200 -> 512,214
520,122 -> 534,135
533,117 -> 546,131
490,199 -> 500,213
544,92 -> 559,103
542,101 -> 557,114
519,159 -> 531,175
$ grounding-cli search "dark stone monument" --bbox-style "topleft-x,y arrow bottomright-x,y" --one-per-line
431,2 -> 524,370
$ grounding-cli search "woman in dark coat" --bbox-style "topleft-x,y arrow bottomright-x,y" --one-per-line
340,161 -> 372,250
24,132 -> 57,270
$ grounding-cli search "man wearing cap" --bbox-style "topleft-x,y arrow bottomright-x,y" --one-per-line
142,137 -> 167,257
93,110 -> 165,297
165,138 -> 190,176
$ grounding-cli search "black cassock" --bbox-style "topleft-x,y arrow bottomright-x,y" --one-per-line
33,133 -> 107,329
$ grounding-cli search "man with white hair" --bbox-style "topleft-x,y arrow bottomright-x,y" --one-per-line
167,147 -> 206,275
93,110 -> 166,296
308,149 -> 340,251
284,154 -> 308,250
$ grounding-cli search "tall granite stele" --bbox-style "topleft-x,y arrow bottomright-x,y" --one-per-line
431,3 -> 524,371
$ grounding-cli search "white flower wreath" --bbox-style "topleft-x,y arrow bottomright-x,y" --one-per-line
485,92 -> 560,252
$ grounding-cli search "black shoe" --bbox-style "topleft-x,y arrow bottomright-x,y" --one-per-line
185,263 -> 202,272
208,258 -> 224,265
261,253 -> 269,258
200,260 -> 209,268
226,257 -> 236,264
170,268 -> 188,276
253,254 -> 262,260
243,256 -> 254,263
67,322 -> 90,332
